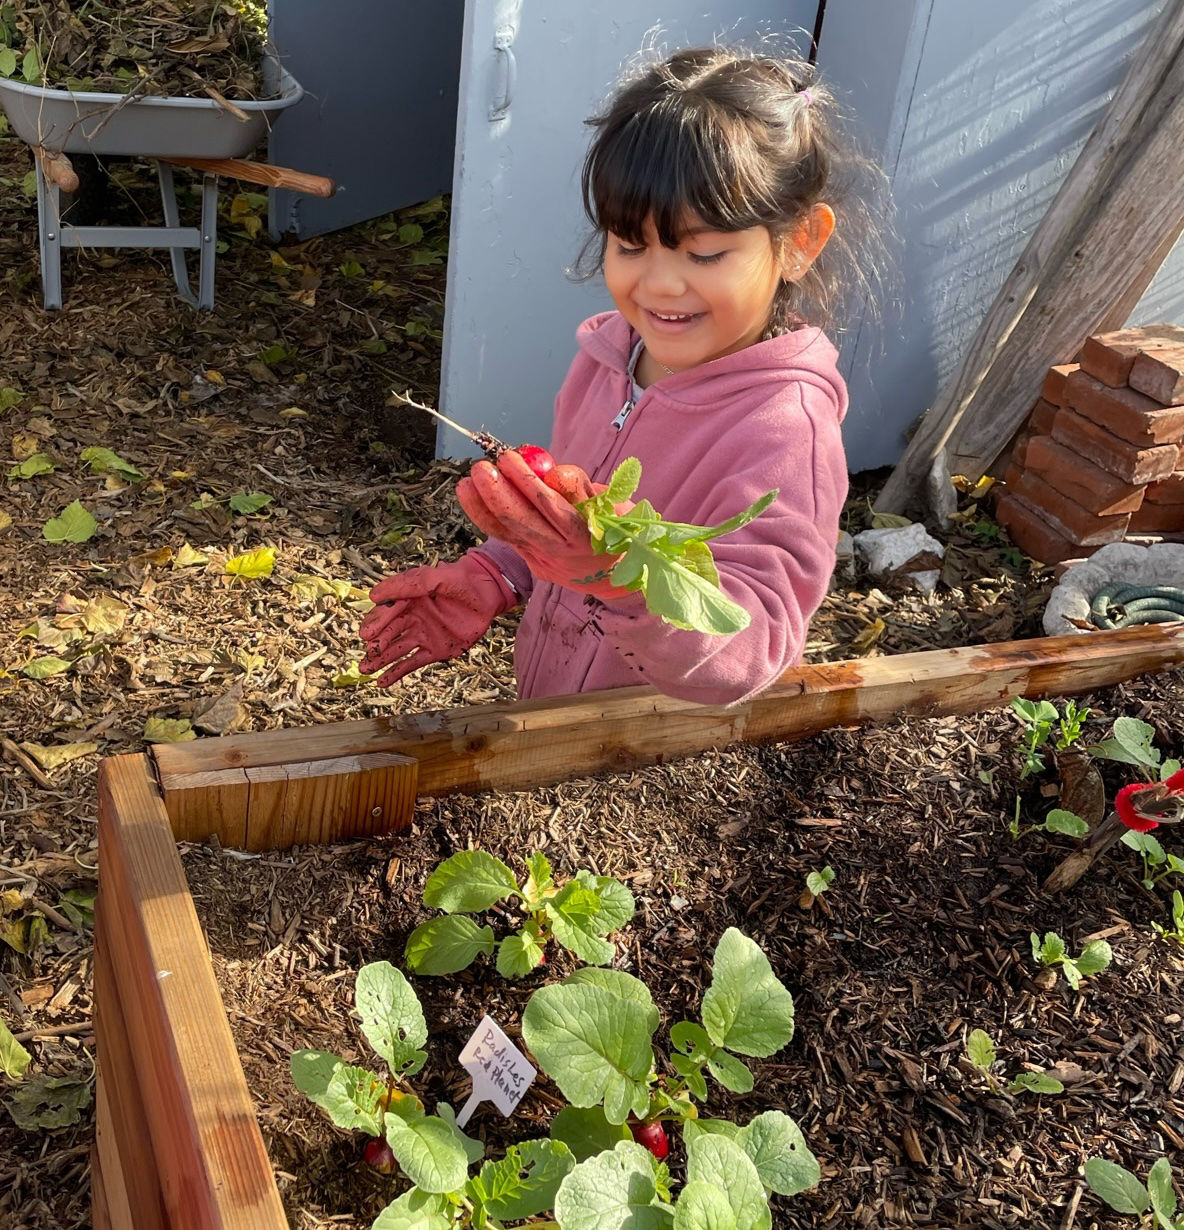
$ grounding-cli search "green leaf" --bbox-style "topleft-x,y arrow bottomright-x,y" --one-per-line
1093,717 -> 1161,768
1031,932 -> 1066,965
634,547 -> 752,635
733,1111 -> 820,1197
434,1102 -> 484,1166
4,1075 -> 91,1129
1084,1157 -> 1151,1214
404,916 -> 494,975
317,1063 -> 384,1135
546,882 -> 615,965
42,501 -> 96,543
384,1109 -> 471,1194
1148,1157 -> 1178,1220
522,970 -> 657,1124
423,850 -> 518,913
670,1053 -> 709,1100
1006,1072 -> 1064,1095
580,872 -> 635,935
522,851 -> 554,906
551,1105 -> 632,1162
1075,939 -> 1113,977
1042,809 -> 1089,837
0,1014 -> 31,1079
291,1049 -> 345,1099
20,43 -> 39,84
679,1135 -> 770,1230
1122,830 -> 1166,859
553,1141 -> 674,1230
356,961 -> 428,1077
704,1049 -> 753,1094
0,47 -> 17,78
465,1138 -> 575,1221
227,491 -> 274,515
497,927 -> 546,979
660,489 -> 779,547
20,656 -> 72,679
700,929 -> 794,1057
9,452 -> 55,479
805,866 -> 835,896
605,458 -> 643,505
966,1029 -> 996,1074
80,446 -> 144,481
371,1188 -> 452,1230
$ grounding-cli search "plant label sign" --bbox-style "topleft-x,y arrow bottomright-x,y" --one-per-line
456,1015 -> 536,1127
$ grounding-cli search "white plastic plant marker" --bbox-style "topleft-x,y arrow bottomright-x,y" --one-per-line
455,1015 -> 536,1128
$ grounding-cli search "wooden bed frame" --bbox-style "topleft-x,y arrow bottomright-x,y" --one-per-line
91,626 -> 1184,1227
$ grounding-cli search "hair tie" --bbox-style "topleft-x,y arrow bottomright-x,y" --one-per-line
800,87 -> 813,107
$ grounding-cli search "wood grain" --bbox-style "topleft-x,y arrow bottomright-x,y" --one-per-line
97,753 -> 287,1228
153,625 -> 1184,812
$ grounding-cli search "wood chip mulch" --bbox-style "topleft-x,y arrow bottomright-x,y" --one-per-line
1,128 -> 1182,1230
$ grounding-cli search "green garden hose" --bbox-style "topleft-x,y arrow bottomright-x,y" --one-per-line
1089,582 -> 1184,629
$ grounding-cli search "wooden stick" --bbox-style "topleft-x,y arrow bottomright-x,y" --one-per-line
1043,811 -> 1127,894
875,3 -> 1184,511
151,625 -> 1184,828
15,1019 -> 93,1043
159,156 -> 335,198
1,737 -> 53,790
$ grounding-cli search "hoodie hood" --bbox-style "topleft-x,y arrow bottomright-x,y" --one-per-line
575,310 -> 846,421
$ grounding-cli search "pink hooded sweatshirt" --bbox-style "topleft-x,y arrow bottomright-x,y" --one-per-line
473,311 -> 848,705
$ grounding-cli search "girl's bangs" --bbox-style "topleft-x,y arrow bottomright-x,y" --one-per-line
589,110 -> 764,247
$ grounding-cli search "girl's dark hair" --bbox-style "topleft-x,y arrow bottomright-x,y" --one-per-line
576,46 -> 894,339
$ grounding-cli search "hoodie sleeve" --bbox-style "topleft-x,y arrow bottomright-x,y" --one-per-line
594,381 -> 848,706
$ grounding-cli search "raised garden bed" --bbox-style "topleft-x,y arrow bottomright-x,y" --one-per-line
92,626 -> 1184,1228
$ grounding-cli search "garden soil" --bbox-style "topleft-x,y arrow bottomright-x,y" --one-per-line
0,130 -> 1182,1230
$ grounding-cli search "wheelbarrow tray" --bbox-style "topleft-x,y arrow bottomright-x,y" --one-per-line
0,53 -> 302,158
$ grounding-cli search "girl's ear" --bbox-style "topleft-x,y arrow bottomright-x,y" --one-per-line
782,203 -> 836,280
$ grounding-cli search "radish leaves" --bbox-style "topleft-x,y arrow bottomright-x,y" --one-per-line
577,459 -> 777,635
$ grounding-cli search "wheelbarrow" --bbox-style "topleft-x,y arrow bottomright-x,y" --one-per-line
0,53 -> 335,309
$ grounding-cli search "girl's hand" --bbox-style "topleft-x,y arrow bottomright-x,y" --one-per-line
360,555 -> 510,686
457,451 -> 632,600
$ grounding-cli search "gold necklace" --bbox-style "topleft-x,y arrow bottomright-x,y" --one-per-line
646,346 -> 675,377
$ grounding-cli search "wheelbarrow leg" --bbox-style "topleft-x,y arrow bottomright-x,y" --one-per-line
158,163 -> 218,310
34,161 -> 63,311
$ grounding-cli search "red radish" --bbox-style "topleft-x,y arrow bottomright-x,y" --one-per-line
631,1119 -> 669,1160
515,444 -> 555,480
362,1136 -> 396,1174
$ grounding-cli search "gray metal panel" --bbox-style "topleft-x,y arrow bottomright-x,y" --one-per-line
818,0 -> 1183,474
267,0 -> 463,238
439,1 -> 821,460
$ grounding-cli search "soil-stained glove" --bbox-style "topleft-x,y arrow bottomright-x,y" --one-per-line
359,553 -> 513,687
456,450 -> 631,601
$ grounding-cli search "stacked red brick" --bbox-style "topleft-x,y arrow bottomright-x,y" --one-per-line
995,324 -> 1184,564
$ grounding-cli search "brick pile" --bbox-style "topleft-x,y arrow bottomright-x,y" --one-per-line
994,324 -> 1184,564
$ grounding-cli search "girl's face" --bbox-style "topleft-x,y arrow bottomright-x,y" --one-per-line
603,215 -> 787,375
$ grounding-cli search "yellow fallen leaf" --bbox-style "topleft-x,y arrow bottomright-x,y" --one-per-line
278,406 -> 308,419
173,543 -> 209,569
11,432 -> 39,461
870,512 -> 912,530
225,546 -> 276,578
19,741 -> 99,772
850,617 -> 887,656
0,508 -> 12,531
143,717 -> 196,743
170,470 -> 192,480
146,478 -> 166,495
20,656 -> 72,679
203,369 -> 225,385
78,596 -> 130,636
333,662 -> 376,688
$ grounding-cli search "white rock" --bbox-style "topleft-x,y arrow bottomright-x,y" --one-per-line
852,523 -> 945,594
1043,542 -> 1184,635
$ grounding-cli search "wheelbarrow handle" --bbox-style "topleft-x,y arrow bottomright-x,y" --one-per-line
161,156 -> 336,199
35,147 -> 80,193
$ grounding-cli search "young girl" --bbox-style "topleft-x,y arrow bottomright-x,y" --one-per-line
360,45 -> 886,706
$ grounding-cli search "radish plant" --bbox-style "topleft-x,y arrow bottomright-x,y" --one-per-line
404,851 -> 634,978
523,928 -> 818,1202
1084,1155 -> 1184,1228
291,961 -> 486,1193
1029,931 -> 1113,989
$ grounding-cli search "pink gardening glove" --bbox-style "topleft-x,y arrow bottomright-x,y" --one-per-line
456,450 -> 630,601
359,554 -> 512,687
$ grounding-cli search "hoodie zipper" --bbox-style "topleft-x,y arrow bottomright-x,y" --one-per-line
611,397 -> 634,431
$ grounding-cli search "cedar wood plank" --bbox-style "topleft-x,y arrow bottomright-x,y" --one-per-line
152,627 -> 1184,804
97,753 -> 287,1229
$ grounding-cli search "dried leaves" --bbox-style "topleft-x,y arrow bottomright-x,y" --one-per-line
2,0 -> 270,99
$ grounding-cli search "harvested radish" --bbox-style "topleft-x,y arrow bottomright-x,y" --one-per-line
362,1136 -> 396,1173
631,1119 -> 669,1160
515,443 -> 555,479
